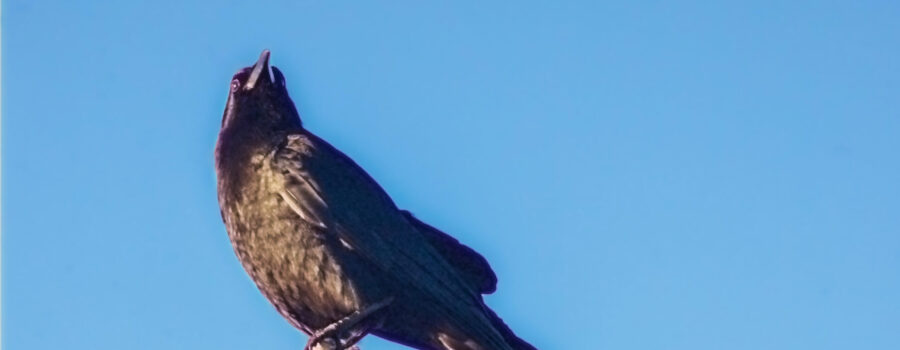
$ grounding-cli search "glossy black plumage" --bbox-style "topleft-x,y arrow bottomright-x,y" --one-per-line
215,50 -> 535,350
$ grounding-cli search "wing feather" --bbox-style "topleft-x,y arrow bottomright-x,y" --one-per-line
401,210 -> 498,294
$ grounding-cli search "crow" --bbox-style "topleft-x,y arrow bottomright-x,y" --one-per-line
215,50 -> 536,350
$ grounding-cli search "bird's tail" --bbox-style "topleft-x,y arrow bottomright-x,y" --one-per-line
436,305 -> 537,350
484,306 -> 537,350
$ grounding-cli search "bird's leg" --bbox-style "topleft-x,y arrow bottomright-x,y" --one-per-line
305,297 -> 394,350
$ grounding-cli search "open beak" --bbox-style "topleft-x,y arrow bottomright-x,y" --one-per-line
244,49 -> 274,90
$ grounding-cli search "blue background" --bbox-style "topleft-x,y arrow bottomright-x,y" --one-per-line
4,1 -> 899,349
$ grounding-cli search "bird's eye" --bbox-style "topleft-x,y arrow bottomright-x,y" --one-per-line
230,79 -> 241,92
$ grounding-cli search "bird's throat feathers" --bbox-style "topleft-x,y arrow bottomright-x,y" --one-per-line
216,105 -> 301,191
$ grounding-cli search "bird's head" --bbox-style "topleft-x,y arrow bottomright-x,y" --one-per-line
222,50 -> 301,131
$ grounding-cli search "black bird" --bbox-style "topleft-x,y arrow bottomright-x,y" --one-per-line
215,50 -> 536,350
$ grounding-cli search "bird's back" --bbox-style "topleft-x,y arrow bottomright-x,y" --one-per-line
273,131 -> 524,350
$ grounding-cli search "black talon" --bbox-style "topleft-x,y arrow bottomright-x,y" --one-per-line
304,298 -> 394,350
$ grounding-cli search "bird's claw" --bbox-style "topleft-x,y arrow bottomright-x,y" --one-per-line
304,334 -> 362,350
305,335 -> 338,350
304,298 -> 395,350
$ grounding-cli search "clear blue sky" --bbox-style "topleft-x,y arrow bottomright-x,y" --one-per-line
4,1 -> 899,349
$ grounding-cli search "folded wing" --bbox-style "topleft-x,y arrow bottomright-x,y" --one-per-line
401,210 -> 498,295
272,132 -> 512,350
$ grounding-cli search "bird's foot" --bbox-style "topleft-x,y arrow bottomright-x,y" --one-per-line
304,297 -> 394,350
306,336 -> 337,350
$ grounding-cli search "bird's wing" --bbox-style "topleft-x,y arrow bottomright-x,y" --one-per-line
400,210 -> 498,294
271,132 -> 510,349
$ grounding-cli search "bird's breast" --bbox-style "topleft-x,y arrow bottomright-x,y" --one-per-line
217,160 -> 375,330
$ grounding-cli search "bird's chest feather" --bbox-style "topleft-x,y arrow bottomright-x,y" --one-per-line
217,157 -> 369,330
